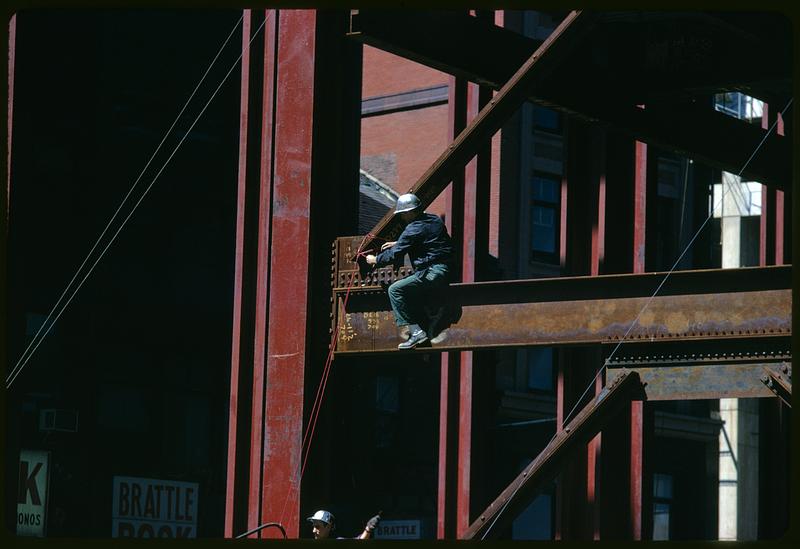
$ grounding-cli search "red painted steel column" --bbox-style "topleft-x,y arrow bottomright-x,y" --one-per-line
259,10 -> 317,538
248,9 -> 278,536
759,104 -> 773,267
227,10 -> 274,537
774,110 -> 786,265
6,14 -> 15,224
589,129 -> 606,277
587,129 -> 606,539
438,75 -> 466,540
226,10 -> 251,536
630,136 -> 647,540
758,103 -> 786,264
457,81 -> 480,538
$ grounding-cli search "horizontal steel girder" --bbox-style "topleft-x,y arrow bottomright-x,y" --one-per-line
331,264 -> 791,355
463,370 -> 646,540
609,362 -> 791,401
348,10 -> 791,189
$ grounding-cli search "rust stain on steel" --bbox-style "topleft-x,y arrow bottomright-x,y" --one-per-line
613,363 -> 783,401
334,289 -> 791,354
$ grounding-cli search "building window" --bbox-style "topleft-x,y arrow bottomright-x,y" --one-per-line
532,105 -> 561,132
653,473 -> 674,540
530,173 -> 560,263
714,92 -> 763,123
527,348 -> 554,392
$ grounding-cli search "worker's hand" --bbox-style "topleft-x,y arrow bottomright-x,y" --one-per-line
365,254 -> 377,265
365,514 -> 381,533
380,241 -> 397,251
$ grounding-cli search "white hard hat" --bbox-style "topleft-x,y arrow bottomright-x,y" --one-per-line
395,193 -> 421,214
307,509 -> 335,526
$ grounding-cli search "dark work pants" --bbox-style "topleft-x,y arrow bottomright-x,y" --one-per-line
386,264 -> 450,328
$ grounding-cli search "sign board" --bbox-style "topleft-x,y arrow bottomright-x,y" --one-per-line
374,519 -> 423,540
17,449 -> 50,537
112,476 -> 199,538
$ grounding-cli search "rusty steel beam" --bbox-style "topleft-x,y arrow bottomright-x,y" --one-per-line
463,370 -> 646,540
334,287 -> 789,354
608,362 -> 791,401
761,364 -> 792,407
356,10 -> 597,255
330,262 -> 790,355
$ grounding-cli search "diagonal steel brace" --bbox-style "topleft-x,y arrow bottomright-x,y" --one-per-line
355,10 -> 598,258
463,370 -> 646,540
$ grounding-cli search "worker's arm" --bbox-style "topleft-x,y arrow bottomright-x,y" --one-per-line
356,514 -> 381,539
367,225 -> 419,266
367,240 -> 397,263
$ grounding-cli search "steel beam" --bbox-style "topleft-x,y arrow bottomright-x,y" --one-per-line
331,265 -> 790,355
463,370 -> 646,540
349,10 -> 539,89
258,10 -> 317,538
356,10 -> 597,254
347,11 -> 791,189
227,10 -> 272,538
760,364 -> 792,407
7,14 -> 15,221
608,362 -> 791,401
437,76 -> 467,540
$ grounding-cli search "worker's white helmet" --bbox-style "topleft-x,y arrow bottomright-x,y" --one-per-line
395,193 -> 421,214
307,509 -> 335,526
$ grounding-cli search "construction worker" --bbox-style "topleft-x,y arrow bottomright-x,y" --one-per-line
365,193 -> 453,349
307,509 -> 381,540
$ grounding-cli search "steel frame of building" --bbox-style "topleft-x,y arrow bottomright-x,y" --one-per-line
224,8 -> 792,540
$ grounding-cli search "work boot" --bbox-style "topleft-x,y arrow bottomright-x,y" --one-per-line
398,325 -> 428,350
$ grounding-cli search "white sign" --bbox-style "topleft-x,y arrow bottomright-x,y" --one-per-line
112,476 -> 199,538
17,449 -> 50,537
374,519 -> 422,540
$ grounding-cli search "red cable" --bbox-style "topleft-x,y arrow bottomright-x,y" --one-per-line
277,234 -> 377,531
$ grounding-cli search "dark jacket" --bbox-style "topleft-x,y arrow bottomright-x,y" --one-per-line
375,213 -> 453,271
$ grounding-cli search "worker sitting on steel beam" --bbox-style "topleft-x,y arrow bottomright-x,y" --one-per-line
307,509 -> 381,540
365,193 -> 453,350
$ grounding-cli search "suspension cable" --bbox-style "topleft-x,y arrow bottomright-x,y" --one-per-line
6,13 -> 269,389
6,15 -> 244,388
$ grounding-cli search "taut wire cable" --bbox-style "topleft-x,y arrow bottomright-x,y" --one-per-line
6,15 -> 244,388
481,96 -> 793,539
6,13 -> 269,389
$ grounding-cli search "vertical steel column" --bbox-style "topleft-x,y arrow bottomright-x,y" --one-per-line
760,104 -> 776,267
556,119 -> 592,539
586,128 -> 606,539
630,137 -> 647,541
774,110 -> 786,264
248,8 -> 278,536
456,80 -> 483,539
226,10 -> 273,538
6,14 -> 15,225
438,75 -> 467,540
258,10 -> 318,538
759,103 -> 787,263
